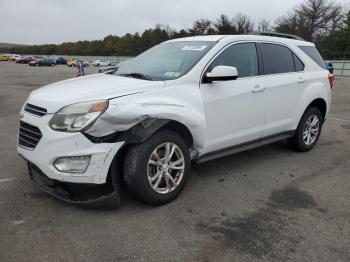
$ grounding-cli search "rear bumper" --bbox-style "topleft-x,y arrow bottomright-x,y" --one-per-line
28,162 -> 121,208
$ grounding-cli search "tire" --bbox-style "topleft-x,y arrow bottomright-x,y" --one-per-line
123,130 -> 191,205
288,107 -> 323,152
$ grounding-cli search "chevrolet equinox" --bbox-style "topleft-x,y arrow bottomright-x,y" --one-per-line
17,33 -> 333,207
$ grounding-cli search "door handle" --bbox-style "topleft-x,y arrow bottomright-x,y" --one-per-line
252,85 -> 266,94
298,77 -> 306,84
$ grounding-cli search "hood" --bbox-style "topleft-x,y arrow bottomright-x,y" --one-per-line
27,74 -> 165,113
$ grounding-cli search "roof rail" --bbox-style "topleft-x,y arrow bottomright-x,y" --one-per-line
251,31 -> 304,41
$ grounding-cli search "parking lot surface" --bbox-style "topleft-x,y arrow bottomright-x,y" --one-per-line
0,62 -> 350,262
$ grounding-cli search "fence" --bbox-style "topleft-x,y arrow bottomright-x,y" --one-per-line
67,55 -> 133,64
330,60 -> 350,77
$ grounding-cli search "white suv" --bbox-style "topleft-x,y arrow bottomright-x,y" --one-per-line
17,34 -> 332,207
92,60 -> 112,67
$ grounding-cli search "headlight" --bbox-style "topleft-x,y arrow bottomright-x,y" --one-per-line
49,100 -> 108,132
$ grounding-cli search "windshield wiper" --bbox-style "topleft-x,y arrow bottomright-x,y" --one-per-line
119,72 -> 153,81
99,66 -> 119,74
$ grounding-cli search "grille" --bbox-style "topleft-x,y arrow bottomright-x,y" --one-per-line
18,121 -> 42,150
24,103 -> 47,117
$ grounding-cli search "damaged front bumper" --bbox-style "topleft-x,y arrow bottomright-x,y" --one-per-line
28,161 -> 122,208
17,110 -> 126,208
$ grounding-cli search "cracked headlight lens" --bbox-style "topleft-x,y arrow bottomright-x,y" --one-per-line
49,100 -> 108,132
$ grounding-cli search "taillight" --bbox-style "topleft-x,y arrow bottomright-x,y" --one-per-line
328,73 -> 334,89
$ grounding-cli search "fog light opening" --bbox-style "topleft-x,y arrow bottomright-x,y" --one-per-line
53,155 -> 91,173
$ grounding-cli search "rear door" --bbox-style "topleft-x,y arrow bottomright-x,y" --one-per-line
258,43 -> 306,137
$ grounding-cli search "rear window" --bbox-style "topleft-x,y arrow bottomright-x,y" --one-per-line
298,46 -> 325,69
260,43 -> 295,75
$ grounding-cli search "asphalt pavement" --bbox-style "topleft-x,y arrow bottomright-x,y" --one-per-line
0,62 -> 350,262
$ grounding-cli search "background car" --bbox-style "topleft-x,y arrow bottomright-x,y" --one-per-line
66,58 -> 74,67
16,56 -> 36,64
92,60 -> 113,67
28,59 -> 38,66
11,54 -> 22,61
0,54 -> 12,61
14,55 -> 24,62
55,57 -> 67,65
29,57 -> 56,66
68,59 -> 89,67
324,61 -> 334,74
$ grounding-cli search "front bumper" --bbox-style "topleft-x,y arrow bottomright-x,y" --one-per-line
28,162 -> 121,208
17,112 -> 124,185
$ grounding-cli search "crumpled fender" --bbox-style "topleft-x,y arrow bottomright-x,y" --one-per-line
86,94 -> 207,150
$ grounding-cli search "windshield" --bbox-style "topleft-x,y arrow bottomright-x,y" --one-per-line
115,41 -> 216,81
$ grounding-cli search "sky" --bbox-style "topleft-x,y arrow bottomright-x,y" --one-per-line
0,0 -> 348,45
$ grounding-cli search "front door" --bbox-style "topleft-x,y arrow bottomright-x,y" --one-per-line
200,42 -> 267,153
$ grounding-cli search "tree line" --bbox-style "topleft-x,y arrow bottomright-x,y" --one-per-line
3,0 -> 350,59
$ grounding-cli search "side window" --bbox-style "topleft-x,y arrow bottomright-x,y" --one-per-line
260,43 -> 295,75
208,43 -> 258,78
293,54 -> 305,72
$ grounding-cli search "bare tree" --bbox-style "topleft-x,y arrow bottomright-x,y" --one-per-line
275,11 -> 301,35
189,19 -> 215,35
155,24 -> 176,37
214,14 -> 236,34
233,13 -> 254,34
257,19 -> 271,32
275,0 -> 345,41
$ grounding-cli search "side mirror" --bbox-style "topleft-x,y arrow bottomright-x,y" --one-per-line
205,65 -> 238,82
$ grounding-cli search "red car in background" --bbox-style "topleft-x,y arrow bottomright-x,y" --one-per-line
16,56 -> 36,64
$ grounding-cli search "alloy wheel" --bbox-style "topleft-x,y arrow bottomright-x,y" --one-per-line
303,115 -> 320,146
147,142 -> 185,194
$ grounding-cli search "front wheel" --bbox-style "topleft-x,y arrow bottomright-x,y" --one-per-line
288,107 -> 323,152
123,130 -> 191,205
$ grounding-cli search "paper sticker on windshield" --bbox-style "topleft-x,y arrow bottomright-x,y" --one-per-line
182,45 -> 207,51
164,72 -> 176,77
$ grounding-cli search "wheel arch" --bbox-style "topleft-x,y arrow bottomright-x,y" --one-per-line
85,118 -> 195,149
162,120 -> 194,148
294,98 -> 327,131
104,118 -> 194,192
307,98 -> 327,121
118,118 -> 194,149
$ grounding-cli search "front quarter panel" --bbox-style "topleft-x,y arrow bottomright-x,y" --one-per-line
86,80 -> 207,151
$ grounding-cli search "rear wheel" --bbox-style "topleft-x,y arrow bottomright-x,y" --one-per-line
123,130 -> 191,205
288,107 -> 323,152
